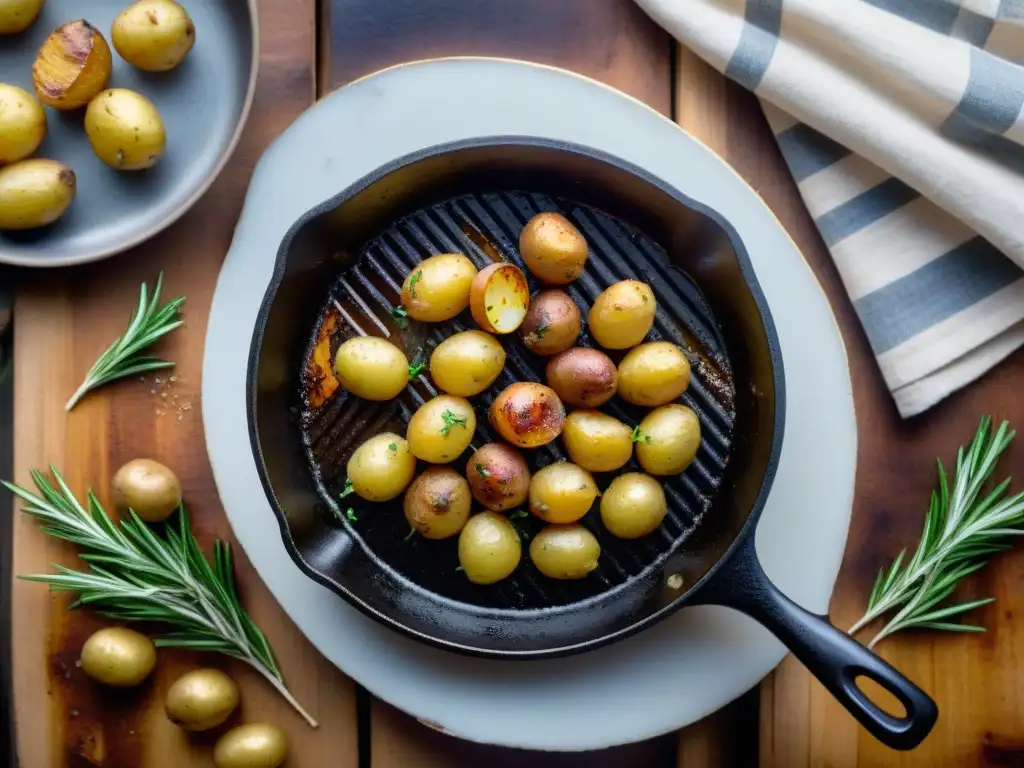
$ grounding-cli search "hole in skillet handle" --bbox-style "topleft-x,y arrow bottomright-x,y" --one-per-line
688,534 -> 938,751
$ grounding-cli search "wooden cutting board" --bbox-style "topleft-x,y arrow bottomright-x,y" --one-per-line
9,1 -> 360,766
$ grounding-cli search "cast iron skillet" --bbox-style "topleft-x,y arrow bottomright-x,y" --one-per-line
247,137 -> 938,750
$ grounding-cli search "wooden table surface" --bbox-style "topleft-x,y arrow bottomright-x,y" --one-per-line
9,1 -> 1024,766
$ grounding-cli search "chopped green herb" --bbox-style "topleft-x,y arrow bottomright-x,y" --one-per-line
339,477 -> 355,499
534,321 -> 549,339
440,409 -> 468,435
507,509 -> 528,520
391,305 -> 409,330
388,442 -> 398,453
475,463 -> 491,478
455,565 -> 465,573
408,362 -> 427,380
409,270 -> 423,298
345,507 -> 358,523
630,426 -> 652,444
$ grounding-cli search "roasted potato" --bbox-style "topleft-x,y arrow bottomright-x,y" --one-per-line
407,394 -> 476,463
528,462 -> 598,524
346,433 -> 416,501
0,84 -> 46,164
458,511 -> 521,584
165,668 -> 240,732
520,289 -> 581,356
634,404 -> 701,476
529,524 -> 600,579
0,0 -> 45,34
113,458 -> 181,522
429,330 -> 505,397
112,0 -> 195,72
617,341 -> 691,407
33,20 -> 111,110
0,158 -> 75,230
85,88 -> 166,171
545,347 -> 618,408
214,723 -> 288,768
401,253 -> 477,322
404,467 -> 472,539
588,280 -> 656,349
80,627 -> 156,687
518,212 -> 588,284
466,442 -> 530,511
334,336 -> 409,401
469,262 -> 530,334
600,472 -> 666,539
489,382 -> 565,448
561,410 -> 632,473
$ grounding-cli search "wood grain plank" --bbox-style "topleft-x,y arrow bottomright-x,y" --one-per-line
10,1 -> 360,766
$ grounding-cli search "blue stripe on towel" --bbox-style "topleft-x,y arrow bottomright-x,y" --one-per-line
775,123 -> 852,181
950,47 -> 1024,134
816,177 -> 920,247
725,0 -> 783,90
854,237 -> 1023,354
942,113 -> 1024,174
954,8 -> 995,47
864,0 -> 959,33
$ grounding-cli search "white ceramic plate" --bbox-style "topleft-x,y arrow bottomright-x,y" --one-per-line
203,58 -> 856,751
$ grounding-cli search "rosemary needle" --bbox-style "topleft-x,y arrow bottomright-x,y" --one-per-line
5,466 -> 319,728
65,272 -> 185,412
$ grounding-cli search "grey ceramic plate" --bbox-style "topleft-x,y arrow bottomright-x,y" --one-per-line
0,0 -> 257,267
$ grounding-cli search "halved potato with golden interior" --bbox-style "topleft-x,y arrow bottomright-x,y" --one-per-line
470,262 -> 530,334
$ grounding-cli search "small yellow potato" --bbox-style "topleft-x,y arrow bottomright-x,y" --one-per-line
112,0 -> 195,72
403,466 -> 472,539
0,0 -> 45,35
346,433 -> 416,502
518,212 -> 588,284
165,668 -> 240,732
79,627 -> 156,687
458,511 -> 521,584
600,472 -> 667,539
588,280 -> 656,349
113,458 -> 181,522
85,88 -> 166,171
429,330 -> 505,397
333,336 -> 409,401
213,723 -> 288,768
407,394 -> 476,463
528,462 -> 598,524
0,158 -> 75,230
561,410 -> 632,473
634,404 -> 701,476
617,341 -> 691,407
529,524 -> 600,579
33,20 -> 112,110
401,253 -> 478,322
0,84 -> 46,164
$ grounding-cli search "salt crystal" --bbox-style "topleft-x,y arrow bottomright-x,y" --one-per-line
154,377 -> 162,384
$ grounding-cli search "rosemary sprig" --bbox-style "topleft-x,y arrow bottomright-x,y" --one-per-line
849,416 -> 1024,648
65,273 -> 185,412
5,466 -> 318,728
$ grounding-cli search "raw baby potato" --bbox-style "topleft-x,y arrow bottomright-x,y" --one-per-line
346,432 -> 416,501
0,0 -> 45,35
113,457 -> 182,522
520,289 -> 581,356
407,394 -> 476,463
635,403 -> 701,476
466,442 -> 530,512
489,381 -> 565,448
429,329 -> 505,397
561,410 -> 633,473
529,461 -> 598,524
401,253 -> 478,322
600,472 -> 667,539
33,20 -> 112,110
85,88 -> 166,171
404,466 -> 472,539
112,0 -> 195,72
165,668 -> 240,732
458,511 -> 521,584
0,83 -> 46,164
333,336 -> 409,401
80,626 -> 156,687
214,723 -> 288,768
588,279 -> 656,349
529,523 -> 601,580
545,347 -> 618,408
0,158 -> 75,230
617,341 -> 691,407
518,211 -> 588,284
469,262 -> 530,334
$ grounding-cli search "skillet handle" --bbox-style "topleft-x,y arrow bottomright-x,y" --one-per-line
690,537 -> 938,751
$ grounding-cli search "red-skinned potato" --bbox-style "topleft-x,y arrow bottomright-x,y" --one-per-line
518,212 -> 588,284
403,467 -> 472,539
466,443 -> 530,511
489,382 -> 566,448
545,347 -> 618,408
470,262 -> 530,334
520,289 -> 581,356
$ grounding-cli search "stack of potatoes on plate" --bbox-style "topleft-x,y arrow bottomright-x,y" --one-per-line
338,211 -> 702,586
0,0 -> 194,230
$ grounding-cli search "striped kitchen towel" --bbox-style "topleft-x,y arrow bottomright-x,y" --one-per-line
635,0 -> 1024,417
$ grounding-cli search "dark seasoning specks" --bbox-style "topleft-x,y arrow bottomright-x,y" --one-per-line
300,190 -> 736,610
